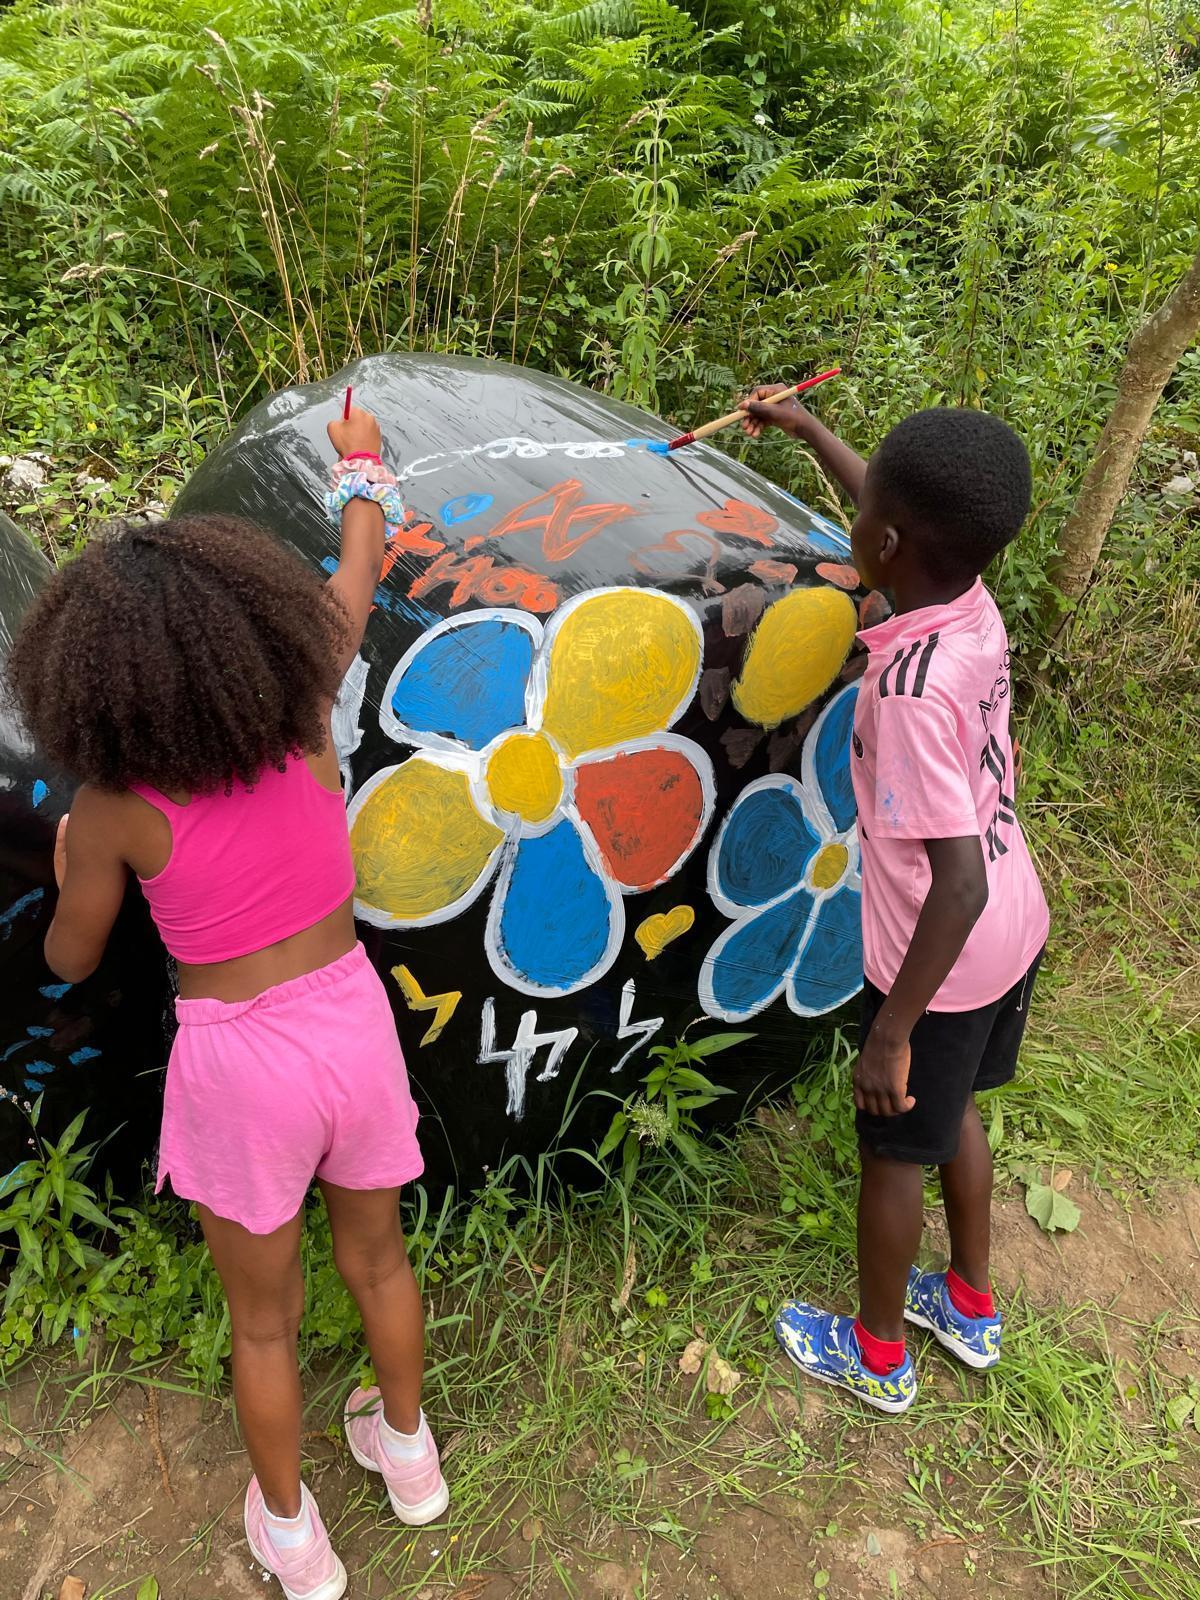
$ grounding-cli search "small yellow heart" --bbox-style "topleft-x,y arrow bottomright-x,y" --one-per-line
635,905 -> 695,961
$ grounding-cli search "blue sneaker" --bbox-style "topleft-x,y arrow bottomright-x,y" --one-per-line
904,1268 -> 1002,1370
774,1301 -> 917,1415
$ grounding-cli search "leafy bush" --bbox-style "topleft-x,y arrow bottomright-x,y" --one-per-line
0,0 -> 1196,646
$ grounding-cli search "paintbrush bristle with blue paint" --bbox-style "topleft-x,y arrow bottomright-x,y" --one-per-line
647,366 -> 841,454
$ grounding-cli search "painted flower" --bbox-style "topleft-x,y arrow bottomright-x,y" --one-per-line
349,588 -> 714,997
699,683 -> 862,1021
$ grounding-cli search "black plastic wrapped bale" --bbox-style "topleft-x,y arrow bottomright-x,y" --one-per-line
0,512 -> 172,1186
175,354 -> 869,1189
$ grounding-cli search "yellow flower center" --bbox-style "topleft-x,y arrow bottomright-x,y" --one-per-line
486,731 -> 563,824
811,842 -> 848,891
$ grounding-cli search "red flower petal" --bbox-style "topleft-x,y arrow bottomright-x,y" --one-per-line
574,746 -> 707,891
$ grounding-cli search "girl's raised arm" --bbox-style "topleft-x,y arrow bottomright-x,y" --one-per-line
324,404 -> 388,678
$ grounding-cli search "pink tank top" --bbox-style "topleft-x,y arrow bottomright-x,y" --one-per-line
129,754 -> 356,964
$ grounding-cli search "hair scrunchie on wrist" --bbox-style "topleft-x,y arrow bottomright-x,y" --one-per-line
325,457 -> 408,541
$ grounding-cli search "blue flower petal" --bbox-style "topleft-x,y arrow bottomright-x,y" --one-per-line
809,684 -> 859,834
714,781 -> 820,909
490,818 -> 619,996
386,615 -> 537,749
700,888 -> 815,1021
788,888 -> 863,1016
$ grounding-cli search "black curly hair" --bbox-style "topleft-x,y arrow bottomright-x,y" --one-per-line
7,515 -> 349,794
869,408 -> 1032,582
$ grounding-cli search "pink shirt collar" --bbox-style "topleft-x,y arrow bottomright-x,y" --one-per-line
856,577 -> 986,653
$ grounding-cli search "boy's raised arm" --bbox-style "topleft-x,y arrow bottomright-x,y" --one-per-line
741,383 -> 868,505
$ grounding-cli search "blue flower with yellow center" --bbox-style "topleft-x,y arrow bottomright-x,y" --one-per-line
699,683 -> 862,1021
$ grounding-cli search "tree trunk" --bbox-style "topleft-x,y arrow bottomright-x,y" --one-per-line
1046,247 -> 1200,629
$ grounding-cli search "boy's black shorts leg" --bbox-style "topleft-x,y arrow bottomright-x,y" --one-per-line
856,948 -> 1044,1165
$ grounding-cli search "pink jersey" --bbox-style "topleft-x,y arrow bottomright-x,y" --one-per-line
851,579 -> 1049,1011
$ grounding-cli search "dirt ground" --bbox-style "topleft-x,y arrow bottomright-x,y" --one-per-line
4,1181 -> 1200,1600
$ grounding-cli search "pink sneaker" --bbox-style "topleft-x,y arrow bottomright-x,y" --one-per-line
343,1386 -> 449,1525
244,1479 -> 347,1600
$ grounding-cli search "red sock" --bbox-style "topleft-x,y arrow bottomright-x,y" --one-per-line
853,1319 -> 905,1375
946,1267 -> 995,1319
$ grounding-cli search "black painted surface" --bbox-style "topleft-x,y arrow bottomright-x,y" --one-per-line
0,512 -> 172,1185
1,356 -> 861,1195
175,354 -> 860,1189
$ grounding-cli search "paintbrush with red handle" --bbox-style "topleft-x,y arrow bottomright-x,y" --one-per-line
659,366 -> 841,453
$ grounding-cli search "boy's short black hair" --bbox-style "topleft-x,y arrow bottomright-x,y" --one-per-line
869,408 -> 1032,581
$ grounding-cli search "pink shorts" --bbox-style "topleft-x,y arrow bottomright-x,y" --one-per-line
156,943 -> 423,1234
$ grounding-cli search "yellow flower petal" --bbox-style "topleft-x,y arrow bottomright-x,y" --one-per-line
732,587 -> 856,729
540,589 -> 701,759
351,759 -> 503,922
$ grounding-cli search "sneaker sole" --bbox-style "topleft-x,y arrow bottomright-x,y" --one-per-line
775,1331 -> 915,1415
904,1308 -> 999,1371
244,1523 -> 348,1600
344,1407 -> 451,1526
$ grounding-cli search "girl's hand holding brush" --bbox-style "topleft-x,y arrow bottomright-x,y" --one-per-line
328,388 -> 383,460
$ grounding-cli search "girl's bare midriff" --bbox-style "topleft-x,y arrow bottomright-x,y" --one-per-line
175,898 -> 358,1002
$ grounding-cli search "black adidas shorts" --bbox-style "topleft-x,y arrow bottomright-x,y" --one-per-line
855,947 -> 1044,1165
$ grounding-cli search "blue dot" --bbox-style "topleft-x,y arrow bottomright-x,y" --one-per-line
440,493 -> 493,526
32,780 -> 48,807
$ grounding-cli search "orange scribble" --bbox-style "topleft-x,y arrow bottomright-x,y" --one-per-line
466,479 -> 642,563
695,498 -> 777,546
410,550 -> 558,613
631,529 -> 725,593
378,524 -> 444,588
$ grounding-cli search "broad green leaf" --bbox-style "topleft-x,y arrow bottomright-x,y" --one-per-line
0,1163 -> 34,1199
15,1219 -> 43,1278
70,1192 -> 114,1233
1165,1393 -> 1194,1430
28,1176 -> 52,1223
1024,1182 -> 1081,1234
56,1110 -> 88,1157
687,1032 -> 755,1058
597,1113 -> 629,1160
986,1101 -> 1004,1153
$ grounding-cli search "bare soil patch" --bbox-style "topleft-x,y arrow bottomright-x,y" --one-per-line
4,1179 -> 1198,1599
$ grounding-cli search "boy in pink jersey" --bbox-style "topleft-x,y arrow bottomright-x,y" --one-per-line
742,393 -> 1049,1413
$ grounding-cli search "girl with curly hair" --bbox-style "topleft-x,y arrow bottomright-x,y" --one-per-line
8,405 -> 446,1600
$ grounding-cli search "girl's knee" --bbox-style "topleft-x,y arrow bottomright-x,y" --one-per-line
334,1237 -> 409,1297
228,1273 -> 305,1346
231,1303 -> 303,1347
